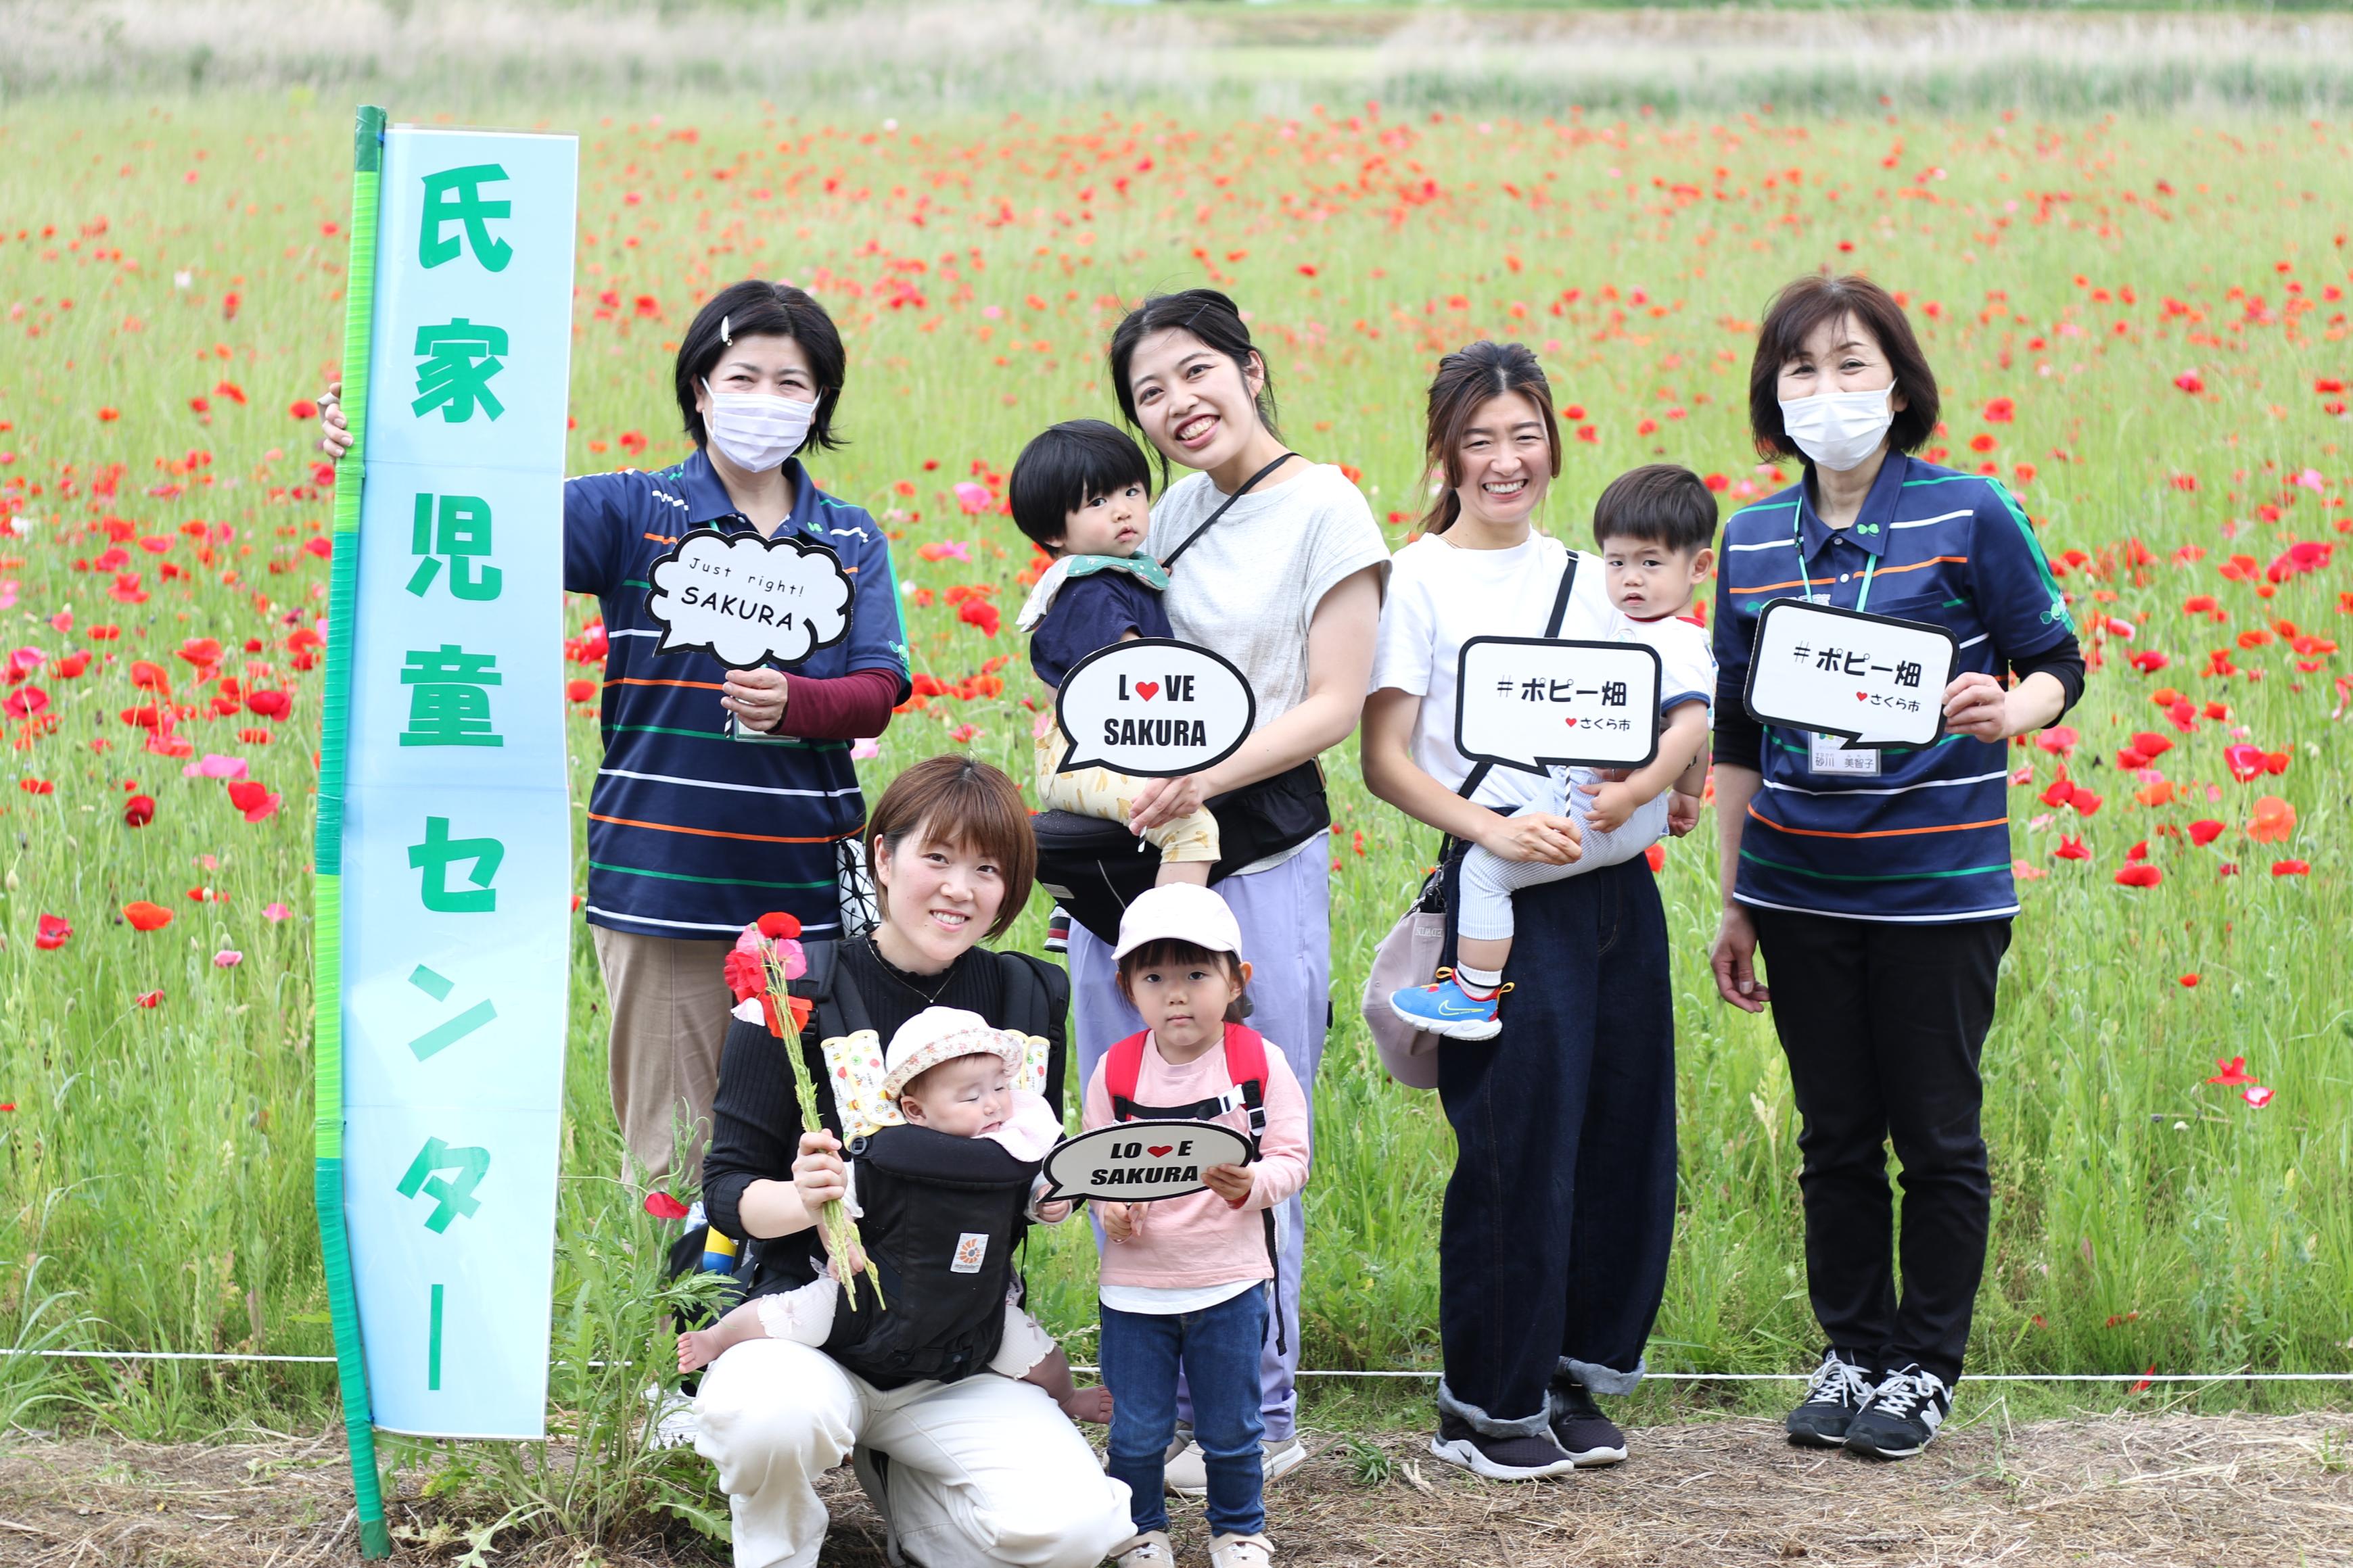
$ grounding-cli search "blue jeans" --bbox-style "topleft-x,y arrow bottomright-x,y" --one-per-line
1100,1288 -> 1269,1539
1069,847 -> 1328,1441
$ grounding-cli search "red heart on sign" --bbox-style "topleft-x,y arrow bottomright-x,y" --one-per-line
1134,682 -> 1159,701
1563,716 -> 1579,727
1856,692 -> 1868,700
1147,1145 -> 1173,1158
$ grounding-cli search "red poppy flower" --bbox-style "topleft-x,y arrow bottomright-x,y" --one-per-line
246,689 -> 292,720
2114,864 -> 2162,888
722,947 -> 768,1003
2207,1055 -> 2254,1086
2,686 -> 47,719
2053,836 -> 2091,861
2178,974 -> 2200,988
123,794 -> 155,827
134,990 -> 162,1009
2036,727 -> 2078,757
2243,1085 -> 2276,1110
2039,777 -> 2076,808
2130,732 -> 2173,760
2271,859 -> 2310,877
565,678 -> 595,704
2247,797 -> 2296,843
2223,744 -> 2266,783
957,598 -> 1001,637
123,901 -> 172,931
643,1191 -> 693,1222
34,914 -> 71,950
225,780 -> 282,822
2068,788 -> 2104,818
756,911 -> 802,940
2188,819 -> 2224,847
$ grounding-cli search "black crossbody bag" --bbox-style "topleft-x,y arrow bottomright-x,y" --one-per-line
1031,454 -> 1331,945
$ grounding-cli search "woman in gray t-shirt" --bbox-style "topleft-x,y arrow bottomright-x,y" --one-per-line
1067,289 -> 1387,1481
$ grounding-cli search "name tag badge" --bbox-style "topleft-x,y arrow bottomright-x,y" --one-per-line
1810,730 -> 1882,778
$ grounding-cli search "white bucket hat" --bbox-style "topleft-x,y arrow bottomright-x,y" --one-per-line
1111,882 -> 1243,961
881,1006 -> 1028,1101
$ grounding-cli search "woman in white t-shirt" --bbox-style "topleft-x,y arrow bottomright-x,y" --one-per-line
1360,341 -> 1678,1483
1066,289 -> 1389,1487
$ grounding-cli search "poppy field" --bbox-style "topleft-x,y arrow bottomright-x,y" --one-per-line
0,96 -> 2348,1449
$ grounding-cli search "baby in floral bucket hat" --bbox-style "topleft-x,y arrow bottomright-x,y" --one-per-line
678,1007 -> 1111,1422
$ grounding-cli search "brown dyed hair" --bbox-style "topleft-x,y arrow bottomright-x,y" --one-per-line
1748,274 -> 1940,465
1420,341 -> 1562,535
864,755 -> 1036,941
1116,938 -> 1250,1025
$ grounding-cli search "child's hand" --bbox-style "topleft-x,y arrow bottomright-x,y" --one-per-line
1203,1164 -> 1255,1208
790,1131 -> 848,1211
1666,790 -> 1702,838
1035,1198 -> 1072,1225
1578,778 -> 1644,834
1100,1202 -> 1144,1243
827,1235 -> 871,1281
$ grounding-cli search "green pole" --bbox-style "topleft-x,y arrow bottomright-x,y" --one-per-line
314,101 -> 393,1563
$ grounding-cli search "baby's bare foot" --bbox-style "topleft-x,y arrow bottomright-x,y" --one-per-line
1062,1385 -> 1114,1425
677,1329 -> 718,1374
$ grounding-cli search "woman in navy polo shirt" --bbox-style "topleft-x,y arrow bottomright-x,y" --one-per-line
323,279 -> 911,1185
1710,275 -> 2082,1460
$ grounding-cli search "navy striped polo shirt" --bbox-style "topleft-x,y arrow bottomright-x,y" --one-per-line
1713,454 -> 2071,924
563,450 -> 910,940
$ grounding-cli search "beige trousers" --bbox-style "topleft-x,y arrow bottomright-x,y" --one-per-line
592,924 -> 738,1184
1032,726 -> 1219,863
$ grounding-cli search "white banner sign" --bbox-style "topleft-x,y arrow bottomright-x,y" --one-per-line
1454,636 -> 1662,773
1742,598 -> 1957,749
342,126 -> 578,1440
1052,638 -> 1255,778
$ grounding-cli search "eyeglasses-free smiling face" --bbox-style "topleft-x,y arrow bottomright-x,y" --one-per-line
871,827 -> 1006,972
1450,390 -> 1555,531
1122,327 -> 1268,475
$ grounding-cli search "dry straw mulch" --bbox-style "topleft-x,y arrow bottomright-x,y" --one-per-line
1,1411 -> 2348,1566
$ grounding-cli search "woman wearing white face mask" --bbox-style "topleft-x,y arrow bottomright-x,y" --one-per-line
1710,276 -> 2084,1460
318,280 -> 912,1187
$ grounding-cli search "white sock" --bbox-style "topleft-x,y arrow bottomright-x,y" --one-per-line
1453,964 -> 1504,997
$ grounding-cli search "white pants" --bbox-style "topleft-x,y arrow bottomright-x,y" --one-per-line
694,1337 -> 1134,1568
755,1280 -> 1057,1379
1458,776 -> 1669,944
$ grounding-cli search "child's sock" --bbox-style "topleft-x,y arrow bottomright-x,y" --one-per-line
1452,964 -> 1504,999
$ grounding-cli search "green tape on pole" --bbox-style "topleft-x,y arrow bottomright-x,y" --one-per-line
316,101 -> 392,1564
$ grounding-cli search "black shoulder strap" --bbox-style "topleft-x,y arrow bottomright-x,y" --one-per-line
1453,548 -> 1580,805
1158,451 -> 1300,573
996,951 -> 1071,1116
797,939 -> 869,1137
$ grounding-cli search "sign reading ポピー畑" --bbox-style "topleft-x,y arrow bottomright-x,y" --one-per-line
1453,637 -> 1664,773
330,124 -> 578,1443
1742,598 -> 1959,749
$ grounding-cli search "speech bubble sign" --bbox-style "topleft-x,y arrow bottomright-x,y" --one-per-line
1039,1120 -> 1254,1205
1053,638 -> 1256,780
1454,636 -> 1662,774
645,526 -> 854,670
1742,598 -> 1959,749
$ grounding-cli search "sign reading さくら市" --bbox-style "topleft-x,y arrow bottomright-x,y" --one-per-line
314,112 -> 577,1537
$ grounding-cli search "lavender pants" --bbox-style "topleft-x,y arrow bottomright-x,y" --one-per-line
1066,846 -> 1330,1443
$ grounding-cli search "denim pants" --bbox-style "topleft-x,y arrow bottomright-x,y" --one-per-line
1750,906 -> 2010,1387
1435,853 -> 1677,1436
1069,847 -> 1328,1441
1100,1288 -> 1270,1540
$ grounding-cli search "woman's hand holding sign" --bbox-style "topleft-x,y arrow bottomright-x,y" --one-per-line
1941,667 -> 2065,743
722,667 -> 789,732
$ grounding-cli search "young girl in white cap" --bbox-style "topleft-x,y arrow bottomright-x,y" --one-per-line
1086,883 -> 1312,1568
677,1007 -> 1110,1423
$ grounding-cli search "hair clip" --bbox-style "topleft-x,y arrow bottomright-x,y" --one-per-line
720,314 -> 732,346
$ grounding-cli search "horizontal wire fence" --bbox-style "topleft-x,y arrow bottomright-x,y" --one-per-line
7,1348 -> 2353,1384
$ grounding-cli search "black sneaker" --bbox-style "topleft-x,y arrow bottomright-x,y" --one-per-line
1786,1350 -> 1879,1448
1843,1363 -> 1951,1460
1428,1412 -> 1578,1481
1547,1381 -> 1627,1467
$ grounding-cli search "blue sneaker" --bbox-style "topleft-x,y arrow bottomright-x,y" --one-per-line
1388,970 -> 1508,1041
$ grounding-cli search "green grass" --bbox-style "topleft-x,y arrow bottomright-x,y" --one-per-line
0,91 -> 2348,1511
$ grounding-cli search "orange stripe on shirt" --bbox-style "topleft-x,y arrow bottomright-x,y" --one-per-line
606,677 -> 726,692
1730,555 -> 1971,596
1748,805 -> 2010,840
642,532 -> 680,545
589,813 -> 862,845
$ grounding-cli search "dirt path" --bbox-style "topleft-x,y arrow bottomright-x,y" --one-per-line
2,1412 -> 2348,1565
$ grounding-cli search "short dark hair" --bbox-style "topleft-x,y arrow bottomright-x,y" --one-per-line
1593,464 -> 1719,554
1420,340 -> 1562,536
1106,289 -> 1278,483
674,280 -> 848,453
1115,938 -> 1249,1024
1007,420 -> 1154,551
864,756 -> 1035,942
1748,274 -> 1939,465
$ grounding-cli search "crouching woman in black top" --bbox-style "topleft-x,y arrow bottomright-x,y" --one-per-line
694,755 -> 1134,1568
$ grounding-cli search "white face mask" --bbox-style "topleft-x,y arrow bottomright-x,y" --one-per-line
702,378 -> 817,473
1777,383 -> 1894,473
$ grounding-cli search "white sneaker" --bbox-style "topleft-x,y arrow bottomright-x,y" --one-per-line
643,1382 -> 698,1451
1113,1529 -> 1175,1567
1166,1435 -> 1305,1496
1208,1531 -> 1275,1568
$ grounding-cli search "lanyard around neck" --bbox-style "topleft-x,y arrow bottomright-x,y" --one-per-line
1795,505 -> 1876,613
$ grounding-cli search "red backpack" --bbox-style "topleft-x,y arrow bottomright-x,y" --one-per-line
1101,1022 -> 1284,1352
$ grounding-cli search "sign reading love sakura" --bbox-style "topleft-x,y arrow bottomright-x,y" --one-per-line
1453,636 -> 1662,773
1742,598 -> 1959,749
1039,1120 -> 1255,1204
1051,638 -> 1256,778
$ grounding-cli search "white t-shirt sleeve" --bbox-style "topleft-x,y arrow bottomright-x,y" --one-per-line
1366,551 -> 1433,696
1298,472 -> 1391,634
1655,619 -> 1717,713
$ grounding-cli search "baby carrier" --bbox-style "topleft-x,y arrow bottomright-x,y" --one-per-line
1101,1020 -> 1286,1354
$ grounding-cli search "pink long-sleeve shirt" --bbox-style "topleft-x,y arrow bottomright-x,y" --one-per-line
1081,1030 -> 1311,1291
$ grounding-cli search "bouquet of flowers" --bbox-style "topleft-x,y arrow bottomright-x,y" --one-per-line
725,911 -> 882,1310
